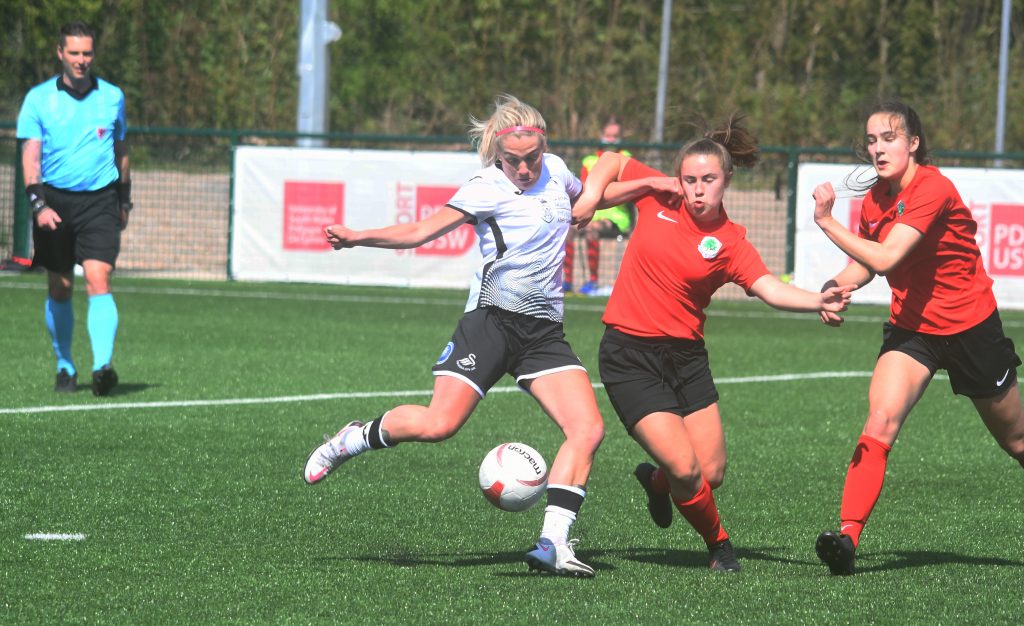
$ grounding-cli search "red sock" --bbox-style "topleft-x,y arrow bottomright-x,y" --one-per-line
673,479 -> 729,546
564,237 -> 575,284
586,239 -> 600,283
839,434 -> 891,548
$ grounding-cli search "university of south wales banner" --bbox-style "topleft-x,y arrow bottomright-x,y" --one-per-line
231,146 -> 482,288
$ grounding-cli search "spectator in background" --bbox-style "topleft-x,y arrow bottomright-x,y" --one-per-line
811,99 -> 1023,576
16,21 -> 132,395
564,116 -> 634,296
304,94 -> 605,578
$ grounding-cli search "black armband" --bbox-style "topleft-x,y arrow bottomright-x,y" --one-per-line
116,179 -> 133,211
26,183 -> 48,216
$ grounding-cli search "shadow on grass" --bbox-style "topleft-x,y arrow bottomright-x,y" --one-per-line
615,545 -> 806,568
329,549 -> 619,574
323,545 -> 1024,575
856,549 -> 1024,574
323,544 -> 803,574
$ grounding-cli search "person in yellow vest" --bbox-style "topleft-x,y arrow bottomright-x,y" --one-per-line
564,117 -> 633,295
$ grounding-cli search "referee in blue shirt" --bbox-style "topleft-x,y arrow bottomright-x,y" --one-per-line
16,21 -> 132,396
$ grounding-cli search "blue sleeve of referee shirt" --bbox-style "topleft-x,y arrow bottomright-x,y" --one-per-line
15,86 -> 44,141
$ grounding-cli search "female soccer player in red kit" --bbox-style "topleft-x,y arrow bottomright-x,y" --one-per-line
811,99 -> 1024,575
574,114 -> 855,572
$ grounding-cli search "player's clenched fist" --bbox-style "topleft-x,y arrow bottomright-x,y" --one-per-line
324,224 -> 356,249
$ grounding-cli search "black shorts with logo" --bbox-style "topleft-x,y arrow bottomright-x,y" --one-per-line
598,327 -> 719,432
32,182 -> 121,272
432,307 -> 586,398
880,309 -> 1021,398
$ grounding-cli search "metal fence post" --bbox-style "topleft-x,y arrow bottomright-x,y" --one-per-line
227,130 -> 241,280
785,147 -> 799,275
12,138 -> 30,260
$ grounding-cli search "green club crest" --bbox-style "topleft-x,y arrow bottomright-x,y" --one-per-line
698,236 -> 723,260
897,200 -> 905,216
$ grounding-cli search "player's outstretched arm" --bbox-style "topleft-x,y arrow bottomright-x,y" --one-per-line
324,206 -> 469,250
748,274 -> 854,315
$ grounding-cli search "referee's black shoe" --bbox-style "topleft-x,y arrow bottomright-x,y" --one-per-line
816,530 -> 856,575
92,365 -> 119,397
54,368 -> 77,393
634,462 -> 674,528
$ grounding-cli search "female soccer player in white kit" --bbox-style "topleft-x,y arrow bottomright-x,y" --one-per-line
303,94 -> 604,577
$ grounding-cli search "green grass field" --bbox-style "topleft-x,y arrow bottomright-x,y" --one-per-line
1,274 -> 1022,624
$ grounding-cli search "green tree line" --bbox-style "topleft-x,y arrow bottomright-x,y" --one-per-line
2,0 -> 1021,151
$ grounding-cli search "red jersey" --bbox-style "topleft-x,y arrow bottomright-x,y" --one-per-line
602,159 -> 770,340
859,165 -> 995,335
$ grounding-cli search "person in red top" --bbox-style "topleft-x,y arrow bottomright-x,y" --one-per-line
574,114 -> 854,572
811,99 -> 1024,576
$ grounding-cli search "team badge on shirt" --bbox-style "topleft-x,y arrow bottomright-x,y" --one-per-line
698,236 -> 723,260
97,127 -> 107,139
897,200 -> 905,216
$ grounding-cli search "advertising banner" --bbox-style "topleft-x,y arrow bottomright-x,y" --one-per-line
231,146 -> 482,287
794,163 -> 1024,309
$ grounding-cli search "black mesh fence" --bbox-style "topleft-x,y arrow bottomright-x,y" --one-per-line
2,125 -> 1020,297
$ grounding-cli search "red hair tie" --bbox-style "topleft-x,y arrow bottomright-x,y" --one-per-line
496,125 -> 545,137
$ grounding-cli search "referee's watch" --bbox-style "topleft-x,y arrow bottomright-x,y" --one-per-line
26,183 -> 47,216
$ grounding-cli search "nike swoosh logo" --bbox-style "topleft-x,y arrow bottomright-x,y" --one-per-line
657,210 -> 678,223
996,369 -> 1010,386
840,523 -> 854,534
307,467 -> 328,482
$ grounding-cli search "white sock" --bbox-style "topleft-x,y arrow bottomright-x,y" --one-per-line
540,506 -> 576,546
339,424 -> 370,456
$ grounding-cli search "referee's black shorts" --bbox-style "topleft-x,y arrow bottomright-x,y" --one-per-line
880,309 -> 1021,398
598,327 -> 719,432
32,182 -> 121,273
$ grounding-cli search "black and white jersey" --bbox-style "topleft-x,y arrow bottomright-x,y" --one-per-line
447,153 -> 581,322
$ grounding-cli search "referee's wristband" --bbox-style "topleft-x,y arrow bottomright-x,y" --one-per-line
117,180 -> 132,212
26,183 -> 48,216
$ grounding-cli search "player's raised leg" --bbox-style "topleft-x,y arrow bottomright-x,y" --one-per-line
303,376 -> 480,484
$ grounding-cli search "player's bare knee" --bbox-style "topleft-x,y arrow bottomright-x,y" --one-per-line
662,462 -> 702,494
562,417 -> 604,452
999,434 -> 1024,461
863,408 -> 901,441
419,417 -> 461,442
704,463 -> 726,490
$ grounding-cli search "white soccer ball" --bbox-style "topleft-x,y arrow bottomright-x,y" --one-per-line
478,442 -> 548,512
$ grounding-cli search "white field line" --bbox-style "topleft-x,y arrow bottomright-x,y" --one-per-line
24,533 -> 87,541
0,371 -> 879,416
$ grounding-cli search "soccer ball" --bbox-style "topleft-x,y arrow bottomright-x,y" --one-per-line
478,442 -> 548,512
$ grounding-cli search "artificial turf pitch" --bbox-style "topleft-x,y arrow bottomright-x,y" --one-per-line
1,274 -> 1022,624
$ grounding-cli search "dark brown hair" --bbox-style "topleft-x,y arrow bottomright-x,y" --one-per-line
847,98 -> 930,193
59,22 -> 95,48
674,113 -> 759,175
